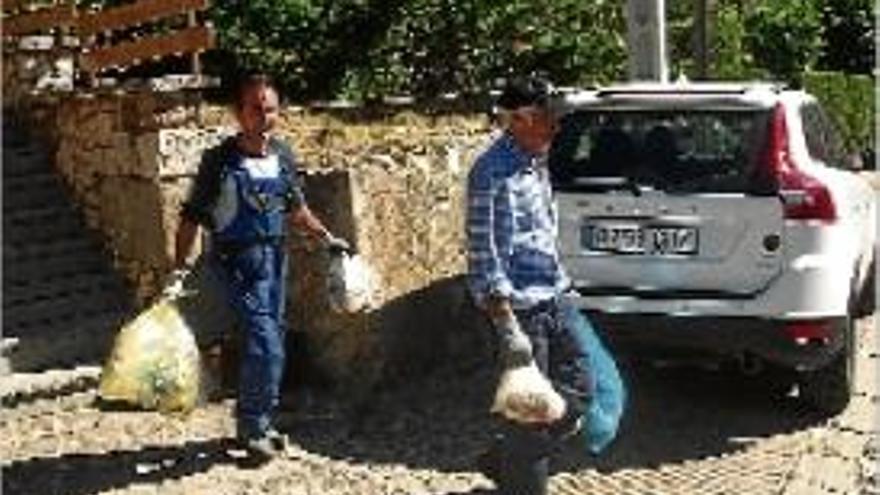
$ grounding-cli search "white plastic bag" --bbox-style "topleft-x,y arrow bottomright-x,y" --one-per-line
489,315 -> 566,423
326,252 -> 375,313
491,361 -> 567,424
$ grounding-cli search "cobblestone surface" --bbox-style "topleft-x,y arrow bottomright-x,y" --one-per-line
1,315 -> 877,495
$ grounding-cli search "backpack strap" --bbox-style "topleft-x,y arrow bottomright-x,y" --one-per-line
269,136 -> 305,210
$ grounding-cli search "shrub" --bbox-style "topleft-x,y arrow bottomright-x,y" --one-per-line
803,71 -> 874,154
207,0 -> 628,102
817,0 -> 874,74
744,0 -> 824,86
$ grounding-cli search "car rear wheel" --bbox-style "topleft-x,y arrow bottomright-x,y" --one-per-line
798,314 -> 854,415
757,364 -> 796,398
854,257 -> 876,318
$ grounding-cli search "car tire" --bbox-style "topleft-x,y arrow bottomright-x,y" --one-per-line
854,257 -> 876,318
758,365 -> 796,399
798,314 -> 854,415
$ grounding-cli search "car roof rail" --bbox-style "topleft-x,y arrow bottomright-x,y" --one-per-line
594,81 -> 789,97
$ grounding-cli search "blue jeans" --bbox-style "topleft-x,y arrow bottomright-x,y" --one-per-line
490,297 -> 593,495
215,243 -> 288,439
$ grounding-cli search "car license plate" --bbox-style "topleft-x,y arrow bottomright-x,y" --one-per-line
582,223 -> 699,255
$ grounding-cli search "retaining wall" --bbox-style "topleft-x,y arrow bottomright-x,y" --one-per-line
8,87 -> 495,388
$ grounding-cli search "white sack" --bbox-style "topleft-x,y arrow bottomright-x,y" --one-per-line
326,252 -> 375,313
491,361 -> 567,424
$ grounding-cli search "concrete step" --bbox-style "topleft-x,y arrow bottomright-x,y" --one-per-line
3,179 -> 71,211
3,294 -> 127,338
4,237 -> 100,262
5,215 -> 87,244
0,366 -> 101,408
3,171 -> 60,189
4,250 -> 108,284
3,272 -> 127,309
3,313 -> 126,372
3,204 -> 79,225
2,151 -> 55,177
3,217 -> 87,244
2,121 -> 133,373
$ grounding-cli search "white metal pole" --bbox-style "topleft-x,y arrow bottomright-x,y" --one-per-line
625,0 -> 669,83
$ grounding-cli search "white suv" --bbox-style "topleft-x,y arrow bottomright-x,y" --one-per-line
550,83 -> 876,413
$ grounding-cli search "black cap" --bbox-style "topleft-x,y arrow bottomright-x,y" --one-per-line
496,76 -> 553,111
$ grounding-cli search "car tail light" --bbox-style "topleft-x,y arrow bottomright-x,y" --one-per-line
764,103 -> 837,222
782,320 -> 834,344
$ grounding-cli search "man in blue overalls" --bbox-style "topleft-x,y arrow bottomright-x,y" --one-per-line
174,72 -> 349,461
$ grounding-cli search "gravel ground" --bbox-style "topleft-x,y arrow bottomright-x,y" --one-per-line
2,314 -> 877,495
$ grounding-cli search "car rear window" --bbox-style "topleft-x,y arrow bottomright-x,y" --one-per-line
550,109 -> 774,194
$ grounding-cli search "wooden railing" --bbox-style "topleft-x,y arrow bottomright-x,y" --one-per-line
2,0 -> 215,87
3,2 -> 76,37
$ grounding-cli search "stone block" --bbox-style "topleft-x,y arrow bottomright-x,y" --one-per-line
132,132 -> 160,179
109,132 -> 136,176
158,177 -> 198,263
156,127 -> 231,178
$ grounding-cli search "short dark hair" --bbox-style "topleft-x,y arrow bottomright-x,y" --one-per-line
230,71 -> 278,109
496,76 -> 553,111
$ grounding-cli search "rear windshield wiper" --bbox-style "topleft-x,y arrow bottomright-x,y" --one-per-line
562,176 -> 645,196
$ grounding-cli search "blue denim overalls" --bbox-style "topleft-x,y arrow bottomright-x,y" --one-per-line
210,146 -> 296,440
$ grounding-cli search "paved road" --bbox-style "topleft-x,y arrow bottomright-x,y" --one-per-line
1,315 -> 877,494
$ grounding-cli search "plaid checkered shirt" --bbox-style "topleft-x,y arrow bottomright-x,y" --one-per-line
466,132 -> 570,310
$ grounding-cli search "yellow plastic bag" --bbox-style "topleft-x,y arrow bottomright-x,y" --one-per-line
99,298 -> 201,415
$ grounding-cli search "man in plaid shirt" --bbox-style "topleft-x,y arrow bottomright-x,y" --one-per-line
467,77 -> 593,495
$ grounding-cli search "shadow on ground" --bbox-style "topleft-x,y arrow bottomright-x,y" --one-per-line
556,360 -> 826,473
2,437 -> 241,495
1,330 -> 828,495
284,351 -> 827,477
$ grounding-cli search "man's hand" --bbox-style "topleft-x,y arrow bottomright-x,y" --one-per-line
485,294 -> 515,326
161,268 -> 191,300
322,233 -> 352,255
496,317 -> 534,368
484,296 -> 533,367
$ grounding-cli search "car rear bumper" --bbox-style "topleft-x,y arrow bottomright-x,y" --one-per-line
587,311 -> 846,371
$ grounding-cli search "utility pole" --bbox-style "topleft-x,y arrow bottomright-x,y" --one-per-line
625,0 -> 669,82
694,0 -> 715,79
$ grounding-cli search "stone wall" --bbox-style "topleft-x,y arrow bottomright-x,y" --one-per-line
272,113 -> 494,388
51,90 -> 222,300
43,94 -> 495,389
2,36 -> 75,108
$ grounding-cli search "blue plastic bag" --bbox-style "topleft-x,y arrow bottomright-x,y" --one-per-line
561,301 -> 626,454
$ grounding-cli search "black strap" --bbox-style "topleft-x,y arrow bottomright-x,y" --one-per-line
515,298 -> 559,318
213,236 -> 286,255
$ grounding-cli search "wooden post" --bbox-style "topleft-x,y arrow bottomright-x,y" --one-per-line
188,10 -> 201,76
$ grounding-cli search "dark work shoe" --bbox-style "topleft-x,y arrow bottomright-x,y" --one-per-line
479,445 -> 549,495
265,428 -> 290,453
551,415 -> 583,441
476,442 -> 503,485
239,435 -> 276,463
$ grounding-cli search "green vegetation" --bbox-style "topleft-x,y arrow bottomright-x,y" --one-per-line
744,0 -> 824,86
201,0 -> 874,152
804,71 -> 874,153
207,1 -> 628,102
206,0 -> 872,101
